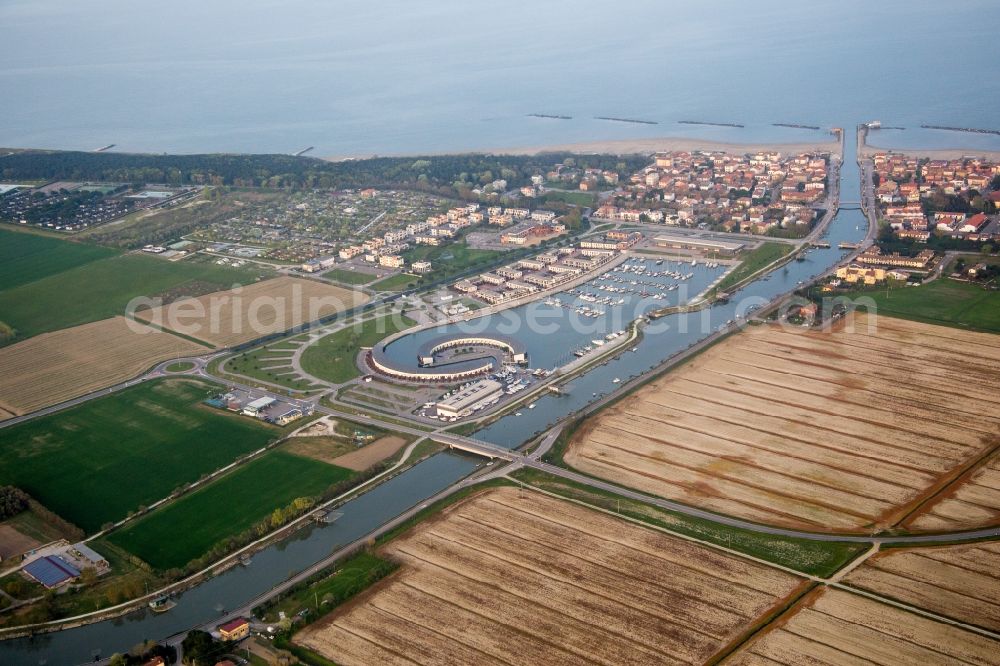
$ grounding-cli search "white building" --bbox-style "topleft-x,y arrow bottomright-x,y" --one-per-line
436,380 -> 504,419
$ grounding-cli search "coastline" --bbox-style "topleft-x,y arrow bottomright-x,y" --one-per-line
325,134 -> 842,161
861,141 -> 1000,161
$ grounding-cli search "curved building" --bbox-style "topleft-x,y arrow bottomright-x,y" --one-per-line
368,333 -> 527,382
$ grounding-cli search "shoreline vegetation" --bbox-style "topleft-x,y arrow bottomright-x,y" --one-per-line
7,131 -> 1000,165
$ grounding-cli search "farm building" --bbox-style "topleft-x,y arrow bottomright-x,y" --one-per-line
71,542 -> 110,571
23,555 -> 80,588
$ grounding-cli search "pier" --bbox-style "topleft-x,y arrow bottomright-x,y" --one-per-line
921,124 -> 1000,136
773,123 -> 820,130
679,120 -> 745,128
594,116 -> 658,125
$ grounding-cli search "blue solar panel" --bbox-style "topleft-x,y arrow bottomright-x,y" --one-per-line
24,555 -> 80,587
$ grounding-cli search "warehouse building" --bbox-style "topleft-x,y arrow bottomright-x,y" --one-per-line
436,380 -> 504,419
653,235 -> 744,255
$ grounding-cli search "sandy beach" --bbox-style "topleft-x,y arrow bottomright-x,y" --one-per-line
325,134 -> 841,161
861,141 -> 1000,161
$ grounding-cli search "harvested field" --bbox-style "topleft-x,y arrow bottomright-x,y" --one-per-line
726,587 -> 1000,665
0,316 -> 207,418
329,435 -> 408,471
296,487 -> 804,665
136,276 -> 368,347
288,435 -> 409,471
843,541 -> 1000,632
566,312 -> 1000,531
0,524 -> 40,561
907,451 -> 1000,531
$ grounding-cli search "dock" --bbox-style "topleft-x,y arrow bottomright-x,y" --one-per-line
838,241 -> 860,249
811,241 -> 831,248
312,509 -> 343,524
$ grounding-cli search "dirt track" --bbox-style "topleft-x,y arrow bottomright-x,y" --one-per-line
844,541 -> 1000,633
726,587 -> 1000,665
296,487 -> 803,665
566,313 -> 1000,532
907,452 -> 1000,531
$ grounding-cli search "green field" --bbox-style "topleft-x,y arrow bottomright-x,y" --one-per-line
712,242 -> 794,294
300,315 -> 416,383
861,278 -> 1000,332
541,190 -> 598,207
258,550 -> 397,623
0,253 -> 265,340
0,378 -> 278,533
0,227 -> 118,290
401,242 -> 501,281
324,268 -> 378,285
369,272 -> 418,292
107,451 -> 352,569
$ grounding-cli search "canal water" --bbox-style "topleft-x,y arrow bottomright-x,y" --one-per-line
0,139 -> 867,665
476,150 -> 868,446
382,260 -> 728,371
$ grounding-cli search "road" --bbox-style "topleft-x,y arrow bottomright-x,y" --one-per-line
7,141 -> 995,653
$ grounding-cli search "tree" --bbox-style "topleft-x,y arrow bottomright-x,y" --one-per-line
181,630 -> 217,665
108,654 -> 127,666
0,486 -> 30,519
79,567 -> 98,587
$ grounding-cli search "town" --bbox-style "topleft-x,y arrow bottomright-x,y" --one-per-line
594,150 -> 831,236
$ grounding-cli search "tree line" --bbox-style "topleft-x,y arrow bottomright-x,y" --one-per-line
0,149 -> 647,195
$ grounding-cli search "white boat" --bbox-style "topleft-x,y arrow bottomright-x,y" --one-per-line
612,377 -> 621,384
528,403 -> 536,409
515,412 -> 523,417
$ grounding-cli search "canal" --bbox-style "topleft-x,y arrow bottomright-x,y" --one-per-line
0,135 -> 867,665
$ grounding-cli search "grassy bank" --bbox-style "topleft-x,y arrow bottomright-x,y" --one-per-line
511,468 -> 865,578
712,242 -> 794,294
